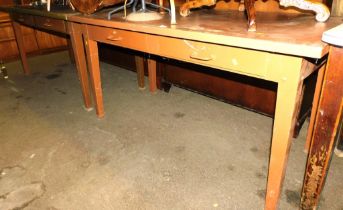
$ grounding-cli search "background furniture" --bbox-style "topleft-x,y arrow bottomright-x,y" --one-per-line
0,0 -> 68,62
1,5 -> 92,111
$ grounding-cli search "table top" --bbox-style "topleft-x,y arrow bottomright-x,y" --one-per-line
0,5 -> 79,20
69,9 -> 343,58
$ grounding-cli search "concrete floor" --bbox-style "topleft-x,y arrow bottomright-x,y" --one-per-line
0,51 -> 342,210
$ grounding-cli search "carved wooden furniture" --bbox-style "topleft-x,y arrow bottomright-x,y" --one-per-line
180,0 -> 331,31
301,23 -> 343,210
68,10 -> 342,209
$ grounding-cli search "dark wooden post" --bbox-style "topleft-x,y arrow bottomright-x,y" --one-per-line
301,45 -> 343,209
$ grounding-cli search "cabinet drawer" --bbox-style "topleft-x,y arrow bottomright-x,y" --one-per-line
34,16 -> 66,33
86,25 -> 147,52
147,35 -> 271,78
11,13 -> 35,27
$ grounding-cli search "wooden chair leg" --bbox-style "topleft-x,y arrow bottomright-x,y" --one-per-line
244,0 -> 256,32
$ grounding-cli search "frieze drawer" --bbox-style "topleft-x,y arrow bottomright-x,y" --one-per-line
34,16 -> 66,33
11,13 -> 35,27
147,35 -> 271,78
86,25 -> 147,52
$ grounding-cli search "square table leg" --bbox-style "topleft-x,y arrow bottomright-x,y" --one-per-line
67,22 -> 93,110
83,29 -> 104,118
135,56 -> 145,90
265,58 -> 305,210
12,21 -> 30,75
147,58 -> 157,93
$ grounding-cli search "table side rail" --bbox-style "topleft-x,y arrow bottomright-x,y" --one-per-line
85,24 -> 282,80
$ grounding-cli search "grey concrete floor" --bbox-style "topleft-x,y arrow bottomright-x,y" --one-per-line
0,51 -> 342,210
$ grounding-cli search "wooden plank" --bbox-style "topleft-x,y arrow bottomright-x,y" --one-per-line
301,46 -> 343,209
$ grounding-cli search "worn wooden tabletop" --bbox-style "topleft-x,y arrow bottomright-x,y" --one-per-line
69,9 -> 343,58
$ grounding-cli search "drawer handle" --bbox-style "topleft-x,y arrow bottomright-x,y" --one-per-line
184,40 -> 213,61
190,52 -> 213,61
43,23 -> 52,27
106,35 -> 123,41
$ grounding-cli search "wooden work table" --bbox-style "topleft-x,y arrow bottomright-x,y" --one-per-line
0,5 -> 92,110
68,10 -> 342,209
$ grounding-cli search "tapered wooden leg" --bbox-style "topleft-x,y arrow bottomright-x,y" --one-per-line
135,56 -> 145,90
12,21 -> 30,75
67,22 -> 92,110
304,64 -> 326,152
83,26 -> 104,118
301,46 -> 343,210
67,37 -> 75,64
147,58 -> 157,93
244,0 -> 256,32
265,58 -> 305,210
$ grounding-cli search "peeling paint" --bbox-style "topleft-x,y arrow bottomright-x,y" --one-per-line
301,146 -> 327,209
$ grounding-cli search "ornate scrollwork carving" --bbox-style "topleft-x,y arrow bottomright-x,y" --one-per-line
279,0 -> 330,22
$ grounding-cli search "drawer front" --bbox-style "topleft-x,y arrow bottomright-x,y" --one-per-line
147,35 -> 271,78
86,25 -> 147,52
34,16 -> 66,33
11,13 -> 35,27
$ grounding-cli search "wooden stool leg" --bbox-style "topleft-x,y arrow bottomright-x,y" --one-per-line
244,0 -> 256,32
12,21 -> 30,75
84,27 -> 104,118
135,56 -> 145,90
67,22 -> 92,110
147,58 -> 157,93
265,58 -> 304,210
